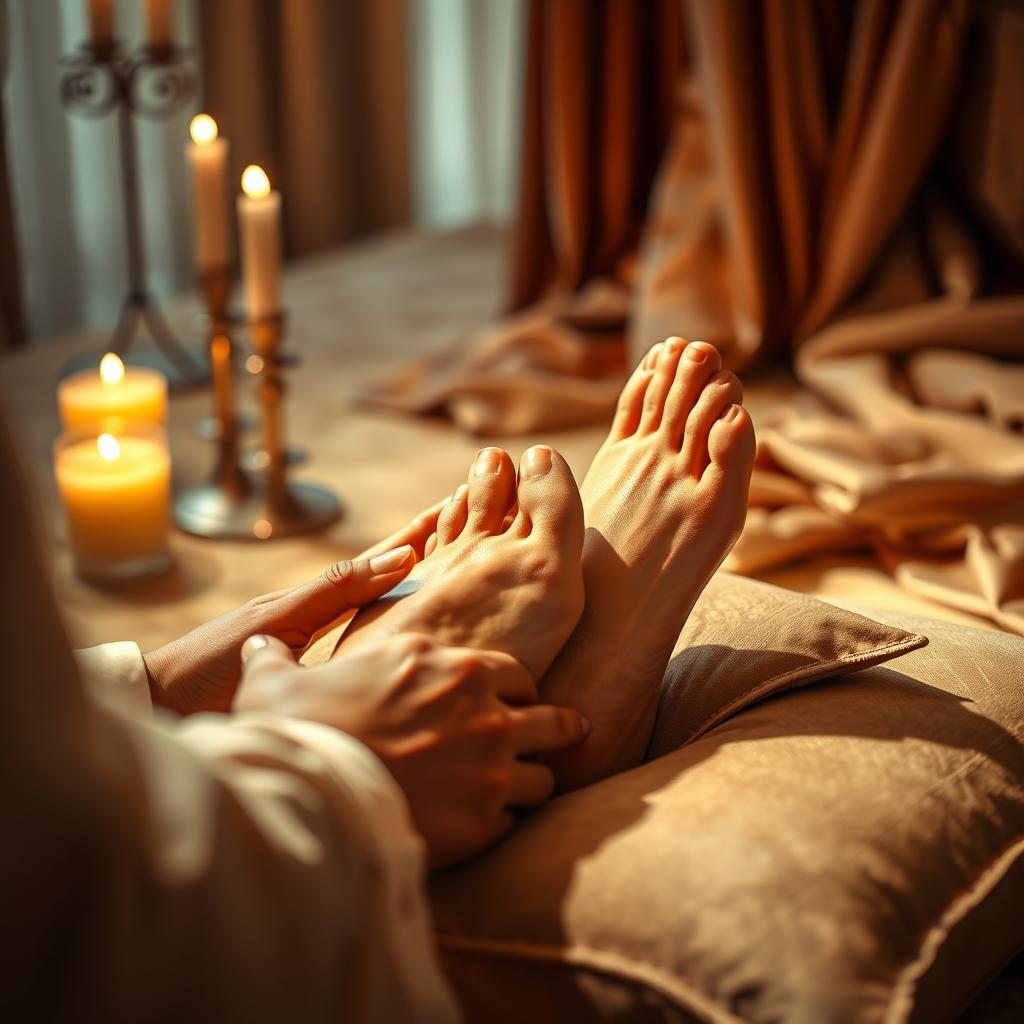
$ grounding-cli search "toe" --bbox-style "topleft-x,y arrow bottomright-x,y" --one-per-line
423,533 -> 438,558
435,484 -> 469,546
465,448 -> 517,534
637,336 -> 687,435
680,370 -> 744,475
661,340 -> 723,447
512,446 -> 585,553
607,346 -> 658,442
706,404 -> 756,485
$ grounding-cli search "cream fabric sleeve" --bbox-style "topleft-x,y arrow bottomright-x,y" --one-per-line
1,416 -> 459,1023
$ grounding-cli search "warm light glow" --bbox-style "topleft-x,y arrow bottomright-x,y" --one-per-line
241,164 -> 271,199
253,518 -> 273,540
245,354 -> 264,374
189,113 -> 218,145
99,352 -> 125,385
97,433 -> 121,461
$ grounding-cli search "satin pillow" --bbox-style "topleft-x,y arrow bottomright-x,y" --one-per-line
648,572 -> 927,757
430,601 -> 1024,1023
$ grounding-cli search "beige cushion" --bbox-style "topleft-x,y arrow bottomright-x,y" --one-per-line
430,588 -> 1024,1023
649,573 -> 927,756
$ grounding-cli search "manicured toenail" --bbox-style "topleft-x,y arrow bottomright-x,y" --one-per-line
722,404 -> 740,422
522,445 -> 552,478
686,344 -> 707,363
644,344 -> 662,369
474,448 -> 502,476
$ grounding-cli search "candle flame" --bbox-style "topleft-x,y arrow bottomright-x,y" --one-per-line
97,433 -> 121,461
190,113 -> 218,145
241,164 -> 271,199
99,352 -> 125,385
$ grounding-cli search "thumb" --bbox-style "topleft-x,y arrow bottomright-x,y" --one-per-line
282,545 -> 416,626
236,634 -> 298,710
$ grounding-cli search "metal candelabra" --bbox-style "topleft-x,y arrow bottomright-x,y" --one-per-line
174,303 -> 342,540
59,41 -> 206,386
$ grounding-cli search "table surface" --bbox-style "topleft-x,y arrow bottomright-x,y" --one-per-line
0,225 -> 994,653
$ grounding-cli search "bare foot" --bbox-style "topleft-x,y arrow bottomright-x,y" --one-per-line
541,337 -> 756,789
336,445 -> 586,682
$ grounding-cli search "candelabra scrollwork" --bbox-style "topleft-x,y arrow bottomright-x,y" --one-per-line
59,42 -> 205,385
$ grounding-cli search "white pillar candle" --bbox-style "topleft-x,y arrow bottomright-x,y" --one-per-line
187,114 -> 231,272
146,0 -> 172,50
89,0 -> 115,49
58,353 -> 168,430
55,424 -> 172,581
237,165 -> 282,321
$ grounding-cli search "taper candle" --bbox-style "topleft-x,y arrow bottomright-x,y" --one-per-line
238,165 -> 281,321
58,353 -> 168,429
187,114 -> 231,272
89,0 -> 115,50
146,0 -> 172,50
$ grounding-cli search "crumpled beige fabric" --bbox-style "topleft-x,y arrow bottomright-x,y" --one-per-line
362,0 -> 1024,633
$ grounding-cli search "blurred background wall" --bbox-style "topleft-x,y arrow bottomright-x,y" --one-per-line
0,0 -> 525,343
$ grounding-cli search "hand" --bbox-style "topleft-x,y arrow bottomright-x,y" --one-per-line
143,498 -> 448,716
235,633 -> 589,868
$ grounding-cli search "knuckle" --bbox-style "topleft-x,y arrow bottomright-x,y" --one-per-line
396,633 -> 433,659
321,560 -> 353,588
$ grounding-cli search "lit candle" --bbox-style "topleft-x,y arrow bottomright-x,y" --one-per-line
55,423 -> 172,581
187,114 -> 231,272
58,353 -> 168,430
238,165 -> 282,321
89,0 -> 115,50
146,0 -> 172,50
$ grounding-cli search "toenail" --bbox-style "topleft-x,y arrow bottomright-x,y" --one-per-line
474,448 -> 502,476
644,344 -> 662,369
522,445 -> 552,478
666,336 -> 684,353
451,484 -> 468,503
721,404 -> 740,422
686,343 -> 707,363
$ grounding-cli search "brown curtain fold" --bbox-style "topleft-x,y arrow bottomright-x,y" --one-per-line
198,0 -> 411,261
365,0 -> 1024,633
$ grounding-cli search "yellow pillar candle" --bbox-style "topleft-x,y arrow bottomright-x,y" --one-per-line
55,424 -> 172,581
58,353 -> 168,430
187,114 -> 232,272
238,165 -> 282,321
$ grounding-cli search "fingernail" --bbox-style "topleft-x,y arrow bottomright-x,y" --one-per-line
370,544 -> 414,574
522,445 -> 553,479
474,448 -> 502,476
644,343 -> 662,369
722,404 -> 740,422
686,342 -> 707,363
241,634 -> 269,662
665,336 -> 684,353
453,484 -> 468,503
581,716 -> 592,738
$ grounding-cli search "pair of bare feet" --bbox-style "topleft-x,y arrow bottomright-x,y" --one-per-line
337,338 -> 756,790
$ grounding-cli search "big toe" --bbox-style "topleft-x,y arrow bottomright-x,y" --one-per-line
465,447 -> 517,534
512,446 -> 585,555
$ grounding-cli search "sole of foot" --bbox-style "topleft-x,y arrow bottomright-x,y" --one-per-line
540,336 -> 756,790
336,445 -> 586,683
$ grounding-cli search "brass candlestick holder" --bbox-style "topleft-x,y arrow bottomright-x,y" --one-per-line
174,308 -> 342,540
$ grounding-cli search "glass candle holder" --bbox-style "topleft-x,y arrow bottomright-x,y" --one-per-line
54,419 -> 172,582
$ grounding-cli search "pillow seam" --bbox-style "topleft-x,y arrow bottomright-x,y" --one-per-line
685,631 -> 928,744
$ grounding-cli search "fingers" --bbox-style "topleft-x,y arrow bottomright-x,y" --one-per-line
482,652 -> 539,705
281,546 -> 416,627
239,634 -> 298,691
506,762 -> 555,806
507,704 -> 589,753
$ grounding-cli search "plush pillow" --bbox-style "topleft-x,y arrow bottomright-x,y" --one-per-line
648,573 -> 927,757
429,598 -> 1024,1023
